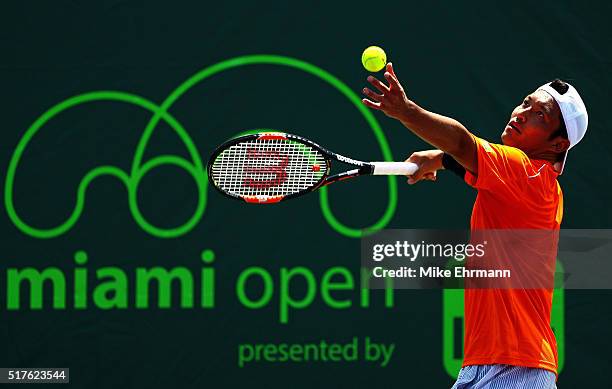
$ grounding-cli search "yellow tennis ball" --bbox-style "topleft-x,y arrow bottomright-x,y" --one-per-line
361,46 -> 387,72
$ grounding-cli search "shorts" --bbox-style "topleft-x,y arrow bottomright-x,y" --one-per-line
451,364 -> 557,389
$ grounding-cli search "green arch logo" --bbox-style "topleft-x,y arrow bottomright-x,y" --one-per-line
5,55 -> 399,239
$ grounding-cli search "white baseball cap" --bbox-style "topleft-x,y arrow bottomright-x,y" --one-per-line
537,81 -> 588,174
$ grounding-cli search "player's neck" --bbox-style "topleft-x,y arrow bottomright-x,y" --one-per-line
526,150 -> 560,164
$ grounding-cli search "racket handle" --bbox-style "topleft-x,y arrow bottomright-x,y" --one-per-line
371,162 -> 418,176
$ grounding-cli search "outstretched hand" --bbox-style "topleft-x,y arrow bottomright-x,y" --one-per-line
361,63 -> 411,121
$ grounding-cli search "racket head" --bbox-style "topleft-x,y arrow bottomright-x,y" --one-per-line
208,132 -> 331,203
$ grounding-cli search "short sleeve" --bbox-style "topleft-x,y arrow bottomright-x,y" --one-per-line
464,136 -> 531,191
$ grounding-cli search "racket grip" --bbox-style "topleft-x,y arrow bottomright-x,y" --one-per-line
371,162 -> 418,176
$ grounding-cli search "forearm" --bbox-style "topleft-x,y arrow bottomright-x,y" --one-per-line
398,103 -> 477,173
398,103 -> 470,154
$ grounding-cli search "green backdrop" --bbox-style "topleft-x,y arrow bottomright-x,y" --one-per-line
1,1 -> 610,387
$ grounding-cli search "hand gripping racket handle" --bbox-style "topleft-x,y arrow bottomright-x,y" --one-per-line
371,162 -> 419,176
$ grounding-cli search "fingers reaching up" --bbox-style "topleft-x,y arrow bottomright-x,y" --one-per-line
360,62 -> 409,120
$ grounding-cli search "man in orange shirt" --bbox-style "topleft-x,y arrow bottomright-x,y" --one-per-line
362,63 -> 588,388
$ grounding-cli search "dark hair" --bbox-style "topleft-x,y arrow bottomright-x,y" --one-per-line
548,79 -> 569,140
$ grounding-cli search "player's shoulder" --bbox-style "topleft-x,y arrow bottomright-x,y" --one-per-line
474,137 -> 529,163
475,137 -> 558,181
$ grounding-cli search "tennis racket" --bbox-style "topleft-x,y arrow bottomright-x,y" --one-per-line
207,131 -> 418,203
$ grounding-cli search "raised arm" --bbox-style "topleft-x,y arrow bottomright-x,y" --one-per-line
362,63 -> 478,174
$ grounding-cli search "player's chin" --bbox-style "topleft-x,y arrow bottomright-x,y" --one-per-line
501,130 -> 516,146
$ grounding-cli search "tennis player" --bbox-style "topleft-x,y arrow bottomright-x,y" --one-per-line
362,63 -> 588,389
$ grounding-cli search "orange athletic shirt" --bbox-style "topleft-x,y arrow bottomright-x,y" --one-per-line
462,136 -> 562,375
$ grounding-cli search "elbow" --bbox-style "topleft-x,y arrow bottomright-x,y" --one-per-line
446,129 -> 474,159
449,131 -> 478,173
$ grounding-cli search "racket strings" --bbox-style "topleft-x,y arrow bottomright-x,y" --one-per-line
211,139 -> 327,197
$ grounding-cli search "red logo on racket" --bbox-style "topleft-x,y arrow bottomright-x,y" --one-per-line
244,148 -> 289,188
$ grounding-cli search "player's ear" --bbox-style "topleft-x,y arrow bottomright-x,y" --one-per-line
548,136 -> 570,154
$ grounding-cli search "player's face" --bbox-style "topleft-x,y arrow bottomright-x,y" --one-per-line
501,90 -> 562,153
